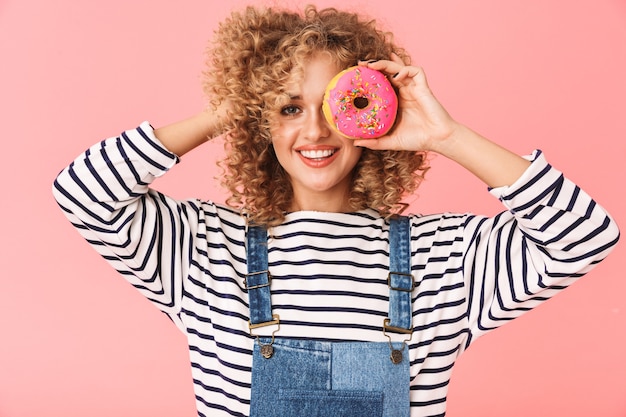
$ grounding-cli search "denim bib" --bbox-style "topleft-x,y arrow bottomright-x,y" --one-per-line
245,217 -> 414,417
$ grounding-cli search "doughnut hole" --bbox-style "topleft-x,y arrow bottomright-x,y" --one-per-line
353,96 -> 369,109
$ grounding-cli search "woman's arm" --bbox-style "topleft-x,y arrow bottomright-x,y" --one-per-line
51,119 -> 218,323
355,58 -> 530,188
155,105 -> 230,156
357,58 -> 619,341
427,124 -> 531,188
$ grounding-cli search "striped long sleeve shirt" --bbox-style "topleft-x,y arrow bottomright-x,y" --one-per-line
53,122 -> 619,417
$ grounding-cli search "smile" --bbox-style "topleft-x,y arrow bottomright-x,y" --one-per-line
299,149 -> 336,160
296,147 -> 340,168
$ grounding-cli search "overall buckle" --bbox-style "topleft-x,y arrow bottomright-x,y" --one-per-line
387,271 -> 414,292
383,318 -> 413,365
243,270 -> 272,290
248,314 -> 281,359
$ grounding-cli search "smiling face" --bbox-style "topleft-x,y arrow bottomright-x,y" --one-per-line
269,53 -> 363,212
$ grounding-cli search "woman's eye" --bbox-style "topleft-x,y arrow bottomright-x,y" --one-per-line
280,105 -> 301,116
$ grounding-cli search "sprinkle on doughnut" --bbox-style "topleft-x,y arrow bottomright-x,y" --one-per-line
322,66 -> 398,139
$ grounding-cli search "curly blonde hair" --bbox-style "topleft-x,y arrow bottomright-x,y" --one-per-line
204,5 -> 429,226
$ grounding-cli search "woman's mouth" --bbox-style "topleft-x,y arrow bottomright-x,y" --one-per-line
299,149 -> 336,160
296,147 -> 339,167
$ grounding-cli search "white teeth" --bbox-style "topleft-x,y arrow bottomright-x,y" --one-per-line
300,149 -> 335,159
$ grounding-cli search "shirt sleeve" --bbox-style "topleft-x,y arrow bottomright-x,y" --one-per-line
462,150 -> 620,343
52,122 -> 198,328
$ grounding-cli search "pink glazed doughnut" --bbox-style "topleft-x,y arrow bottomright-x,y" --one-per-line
322,66 -> 398,139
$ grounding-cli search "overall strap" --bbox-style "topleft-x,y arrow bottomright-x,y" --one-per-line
385,216 -> 414,333
245,225 -> 275,326
245,218 -> 413,333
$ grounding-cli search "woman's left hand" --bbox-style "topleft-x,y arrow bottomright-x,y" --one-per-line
357,55 -> 532,188
354,55 -> 460,152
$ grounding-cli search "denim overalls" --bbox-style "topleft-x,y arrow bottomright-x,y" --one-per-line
245,217 -> 414,417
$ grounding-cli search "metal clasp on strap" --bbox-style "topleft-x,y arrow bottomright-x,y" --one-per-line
249,313 -> 280,331
383,318 -> 413,364
387,271 -> 415,292
243,270 -> 272,290
249,314 -> 280,359
383,317 -> 413,335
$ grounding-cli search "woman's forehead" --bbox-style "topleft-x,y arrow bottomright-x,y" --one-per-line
282,54 -> 341,96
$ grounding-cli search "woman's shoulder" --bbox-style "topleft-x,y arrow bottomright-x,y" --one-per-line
190,200 -> 248,233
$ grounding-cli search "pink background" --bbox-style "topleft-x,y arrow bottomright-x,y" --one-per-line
1,0 -> 625,416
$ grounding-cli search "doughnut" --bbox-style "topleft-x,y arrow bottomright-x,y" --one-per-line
322,66 -> 398,139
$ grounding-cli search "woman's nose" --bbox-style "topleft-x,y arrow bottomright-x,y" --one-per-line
303,108 -> 331,141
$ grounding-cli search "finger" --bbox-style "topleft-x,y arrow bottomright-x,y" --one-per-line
389,52 -> 405,65
358,58 -> 404,77
359,59 -> 425,86
352,138 -> 380,149
392,65 -> 424,83
352,137 -> 397,151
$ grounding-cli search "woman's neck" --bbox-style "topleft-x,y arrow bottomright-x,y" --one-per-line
289,191 -> 352,213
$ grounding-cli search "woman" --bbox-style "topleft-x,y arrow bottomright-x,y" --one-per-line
52,5 -> 619,417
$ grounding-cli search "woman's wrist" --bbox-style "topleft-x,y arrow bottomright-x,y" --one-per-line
154,111 -> 216,157
427,123 -> 531,188
422,120 -> 465,156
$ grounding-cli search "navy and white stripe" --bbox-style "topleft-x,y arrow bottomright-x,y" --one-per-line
53,122 -> 619,417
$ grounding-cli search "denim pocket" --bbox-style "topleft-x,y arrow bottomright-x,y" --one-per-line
250,340 -> 409,417
278,388 -> 384,416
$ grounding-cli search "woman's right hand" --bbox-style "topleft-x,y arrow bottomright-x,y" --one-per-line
154,101 -> 232,156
